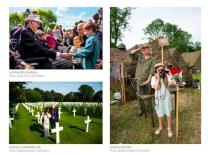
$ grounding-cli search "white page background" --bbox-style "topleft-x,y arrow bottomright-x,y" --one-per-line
0,0 -> 209,154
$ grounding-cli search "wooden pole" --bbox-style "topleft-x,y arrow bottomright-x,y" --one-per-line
120,63 -> 126,105
176,85 -> 179,141
161,46 -> 164,64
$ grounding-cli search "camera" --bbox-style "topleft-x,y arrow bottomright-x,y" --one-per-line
159,69 -> 169,78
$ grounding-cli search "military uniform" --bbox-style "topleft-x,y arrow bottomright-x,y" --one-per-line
130,44 -> 155,115
135,56 -> 155,84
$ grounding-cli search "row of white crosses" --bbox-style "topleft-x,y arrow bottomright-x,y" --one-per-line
9,115 -> 14,128
71,108 -> 92,133
69,106 -> 98,116
58,107 -> 62,120
35,112 -> 42,125
15,103 -> 20,113
9,103 -> 21,128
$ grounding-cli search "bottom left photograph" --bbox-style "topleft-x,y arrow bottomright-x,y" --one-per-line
9,82 -> 103,144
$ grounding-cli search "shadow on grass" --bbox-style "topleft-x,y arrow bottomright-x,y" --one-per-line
32,119 -> 38,123
29,124 -> 43,135
47,135 -> 56,143
91,121 -> 102,125
68,125 -> 85,132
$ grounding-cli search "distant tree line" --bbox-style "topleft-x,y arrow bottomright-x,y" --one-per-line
110,7 -> 201,53
9,82 -> 102,107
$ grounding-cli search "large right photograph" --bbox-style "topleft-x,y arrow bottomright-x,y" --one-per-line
110,7 -> 201,144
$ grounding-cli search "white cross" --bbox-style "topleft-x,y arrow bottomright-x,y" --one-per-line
9,115 -> 14,128
51,122 -> 63,144
31,108 -> 34,116
15,103 -> 19,112
72,108 -> 77,117
84,107 -> 87,115
85,116 -> 91,132
35,112 -> 41,124
58,108 -> 62,120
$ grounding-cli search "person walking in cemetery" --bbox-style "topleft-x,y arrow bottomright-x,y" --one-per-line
42,108 -> 51,138
130,44 -> 155,116
50,105 -> 59,129
151,63 -> 176,138
71,21 -> 102,69
19,12 -> 73,69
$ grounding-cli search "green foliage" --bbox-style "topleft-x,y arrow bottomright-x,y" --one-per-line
9,8 -> 57,32
25,89 -> 42,102
92,90 -> 103,103
43,91 -> 54,102
110,7 -> 133,48
54,92 -> 64,102
64,91 -> 76,102
33,88 -> 45,97
143,18 -> 201,53
35,9 -> 57,31
9,82 -> 26,107
143,18 -> 164,39
9,12 -> 24,30
10,83 -> 102,103
79,84 -> 95,102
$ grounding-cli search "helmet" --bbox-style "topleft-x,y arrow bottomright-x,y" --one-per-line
118,43 -> 126,50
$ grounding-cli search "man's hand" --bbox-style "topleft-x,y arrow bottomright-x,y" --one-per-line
94,59 -> 103,69
130,47 -> 142,54
69,46 -> 77,53
60,53 -> 72,60
156,69 -> 161,80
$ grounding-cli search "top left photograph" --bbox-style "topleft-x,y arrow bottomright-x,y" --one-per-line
9,7 -> 103,69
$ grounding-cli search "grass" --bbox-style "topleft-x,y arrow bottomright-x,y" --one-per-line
110,88 -> 201,144
10,104 -> 102,144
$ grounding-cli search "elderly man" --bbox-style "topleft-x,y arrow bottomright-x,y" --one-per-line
19,13 -> 73,69
130,44 -> 155,116
77,22 -> 87,47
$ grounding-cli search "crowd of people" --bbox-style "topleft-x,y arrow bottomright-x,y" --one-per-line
9,8 -> 103,69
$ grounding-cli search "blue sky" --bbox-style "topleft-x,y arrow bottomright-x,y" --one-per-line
122,7 -> 201,48
25,82 -> 102,95
9,7 -> 99,29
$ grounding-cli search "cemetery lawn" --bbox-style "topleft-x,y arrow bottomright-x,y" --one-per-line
110,88 -> 201,144
10,104 -> 102,144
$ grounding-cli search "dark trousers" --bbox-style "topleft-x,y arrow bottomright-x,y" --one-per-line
52,59 -> 73,69
137,84 -> 144,114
